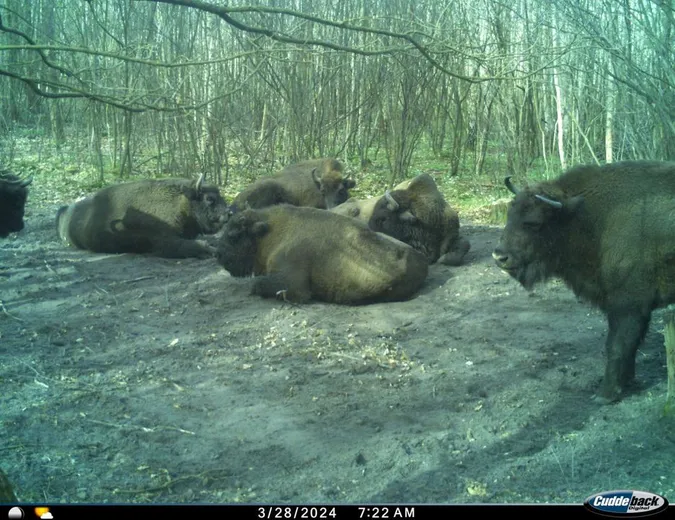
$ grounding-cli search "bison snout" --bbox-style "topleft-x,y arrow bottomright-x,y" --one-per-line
492,248 -> 510,268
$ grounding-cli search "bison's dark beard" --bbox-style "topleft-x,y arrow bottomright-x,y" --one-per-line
216,241 -> 257,278
505,259 -> 551,291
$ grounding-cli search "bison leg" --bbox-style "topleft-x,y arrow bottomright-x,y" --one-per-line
150,237 -> 215,259
252,271 -> 312,303
596,309 -> 650,403
439,236 -> 471,266
91,230 -> 155,254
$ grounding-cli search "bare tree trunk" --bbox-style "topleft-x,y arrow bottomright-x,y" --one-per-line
663,310 -> 675,418
120,112 -> 133,177
89,103 -> 105,182
449,83 -> 467,177
605,78 -> 615,163
551,12 -> 566,170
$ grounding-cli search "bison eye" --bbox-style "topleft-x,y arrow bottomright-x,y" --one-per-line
523,220 -> 542,231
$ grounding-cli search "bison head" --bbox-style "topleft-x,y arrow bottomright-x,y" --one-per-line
231,179 -> 295,213
183,174 -> 230,234
311,167 -> 356,209
0,171 -> 33,238
368,190 -> 418,241
493,176 -> 584,290
216,210 -> 269,277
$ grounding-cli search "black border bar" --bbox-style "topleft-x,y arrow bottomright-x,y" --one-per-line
1,504 -> 674,520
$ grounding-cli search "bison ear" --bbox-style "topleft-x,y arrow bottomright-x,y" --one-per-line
399,210 -> 417,223
344,179 -> 356,189
203,193 -> 218,206
251,221 -> 269,237
565,195 -> 584,214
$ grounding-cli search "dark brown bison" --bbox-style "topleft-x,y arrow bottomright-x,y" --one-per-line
367,173 -> 470,265
216,204 -> 429,304
492,160 -> 675,403
231,158 -> 355,211
0,170 -> 33,238
56,174 -> 229,258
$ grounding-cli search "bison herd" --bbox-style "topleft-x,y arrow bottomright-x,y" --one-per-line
3,158 -> 675,404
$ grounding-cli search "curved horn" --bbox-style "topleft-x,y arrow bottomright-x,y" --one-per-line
0,173 -> 32,186
535,194 -> 563,209
195,173 -> 205,194
311,167 -> 321,187
384,190 -> 399,211
504,176 -> 519,195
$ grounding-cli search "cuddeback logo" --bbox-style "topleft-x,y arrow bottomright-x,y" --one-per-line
584,490 -> 669,517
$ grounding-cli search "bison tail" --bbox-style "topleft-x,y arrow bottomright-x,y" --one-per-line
55,205 -> 68,225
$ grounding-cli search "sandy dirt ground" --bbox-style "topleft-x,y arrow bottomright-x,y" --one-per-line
1,188 -> 674,505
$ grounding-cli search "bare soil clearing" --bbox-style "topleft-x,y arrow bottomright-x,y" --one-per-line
1,191 -> 674,504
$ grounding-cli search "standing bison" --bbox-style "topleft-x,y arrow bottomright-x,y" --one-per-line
56,174 -> 229,258
216,204 -> 428,304
231,158 -> 355,211
367,173 -> 470,265
493,160 -> 675,403
0,170 -> 33,238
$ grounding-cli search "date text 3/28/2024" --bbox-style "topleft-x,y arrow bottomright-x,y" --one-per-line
255,506 -> 416,519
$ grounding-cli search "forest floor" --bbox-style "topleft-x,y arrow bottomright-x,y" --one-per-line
1,180 -> 675,505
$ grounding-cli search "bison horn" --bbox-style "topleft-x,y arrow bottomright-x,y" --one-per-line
535,194 -> 563,209
384,190 -> 399,211
504,176 -> 519,195
0,173 -> 33,186
311,167 -> 321,188
195,173 -> 205,194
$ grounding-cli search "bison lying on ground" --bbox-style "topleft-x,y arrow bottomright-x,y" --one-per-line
216,204 -> 429,304
330,196 -> 381,222
0,170 -> 33,238
492,160 -> 675,403
56,174 -> 229,258
366,173 -> 470,265
231,158 -> 355,211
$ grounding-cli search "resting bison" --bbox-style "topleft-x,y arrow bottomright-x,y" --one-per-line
232,158 -> 355,211
56,174 -> 229,258
216,204 -> 429,304
368,173 -> 470,265
330,196 -> 381,222
0,170 -> 33,238
492,160 -> 675,403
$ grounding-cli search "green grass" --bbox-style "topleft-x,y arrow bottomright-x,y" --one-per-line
2,133 -> 565,225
